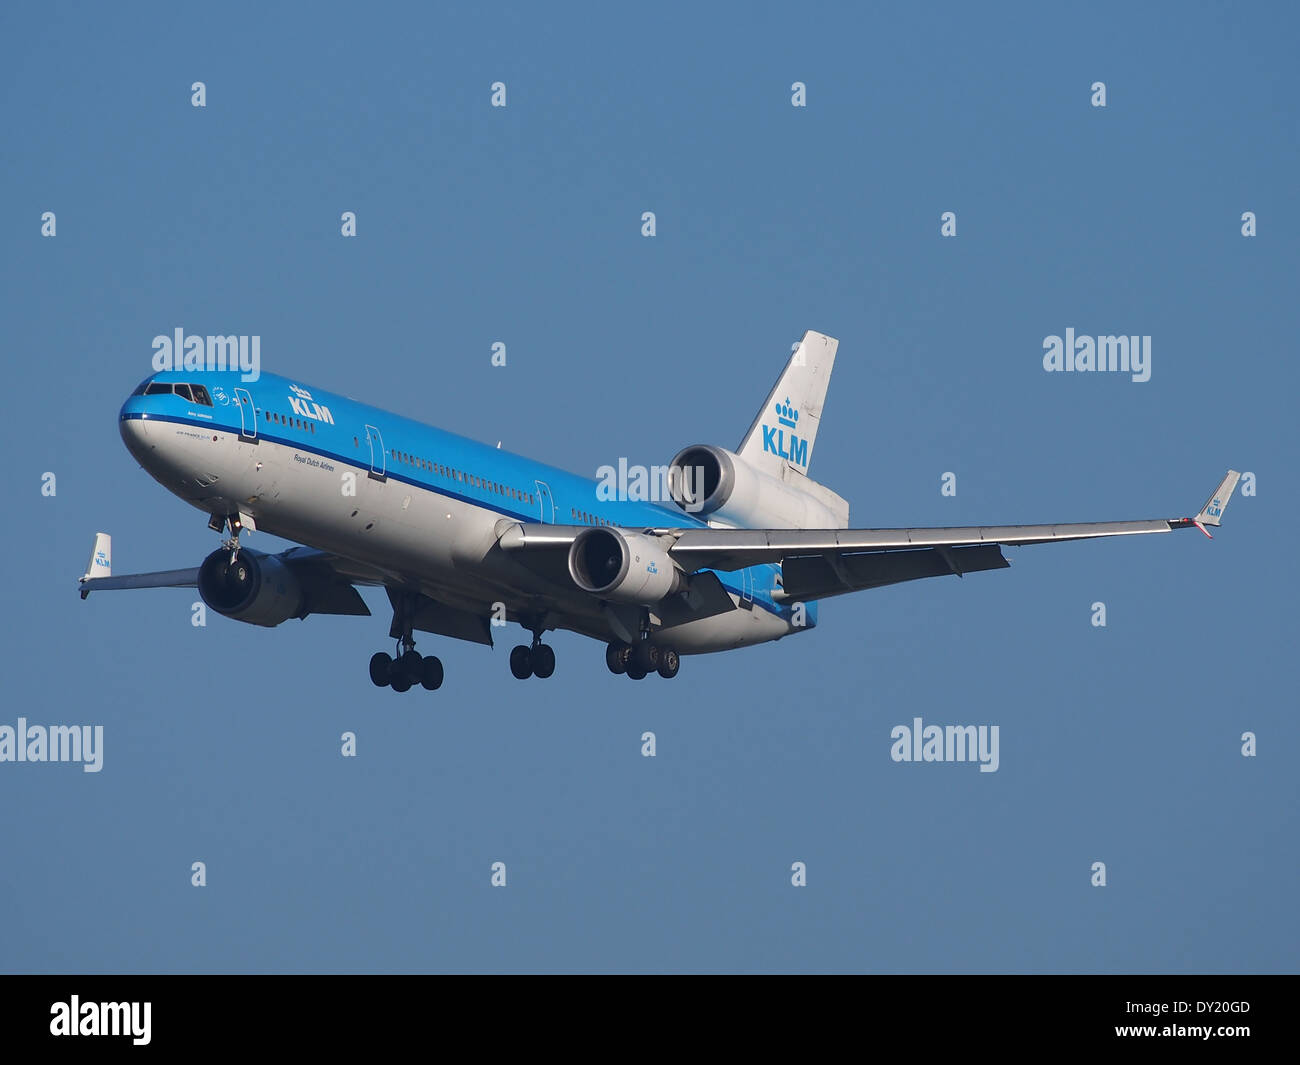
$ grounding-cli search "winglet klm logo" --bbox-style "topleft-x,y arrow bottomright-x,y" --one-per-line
93,550 -> 109,570
1206,497 -> 1223,519
287,384 -> 334,425
763,397 -> 808,468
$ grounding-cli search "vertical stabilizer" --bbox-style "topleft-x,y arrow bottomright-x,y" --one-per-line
736,330 -> 837,479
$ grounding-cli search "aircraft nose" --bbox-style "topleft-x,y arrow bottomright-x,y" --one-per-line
118,405 -> 152,461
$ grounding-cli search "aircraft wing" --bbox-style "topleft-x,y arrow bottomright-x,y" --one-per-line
78,568 -> 200,594
500,470 -> 1240,602
77,538 -> 379,617
664,470 -> 1241,599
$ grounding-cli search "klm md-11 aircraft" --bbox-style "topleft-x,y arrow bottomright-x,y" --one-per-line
79,331 -> 1239,692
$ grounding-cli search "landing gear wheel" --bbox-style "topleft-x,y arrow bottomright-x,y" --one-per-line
626,662 -> 647,680
369,652 -> 393,687
390,672 -> 412,693
630,641 -> 656,676
656,647 -> 680,679
605,642 -> 630,675
509,645 -> 533,680
421,655 -> 444,691
531,644 -> 555,679
399,649 -> 424,684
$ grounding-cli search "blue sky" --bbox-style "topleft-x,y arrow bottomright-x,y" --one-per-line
1,2 -> 1295,973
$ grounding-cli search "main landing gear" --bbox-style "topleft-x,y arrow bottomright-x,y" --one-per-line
605,640 -> 680,680
370,591 -> 443,693
369,642 -> 443,693
510,624 -> 556,680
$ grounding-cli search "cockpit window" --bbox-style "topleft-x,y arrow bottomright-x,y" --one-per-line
145,382 -> 173,396
190,385 -> 213,406
174,383 -> 194,401
131,378 -> 151,396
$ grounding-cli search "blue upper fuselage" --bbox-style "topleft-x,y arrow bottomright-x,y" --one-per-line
119,369 -> 813,625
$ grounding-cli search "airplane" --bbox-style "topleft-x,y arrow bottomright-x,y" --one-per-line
78,330 -> 1240,692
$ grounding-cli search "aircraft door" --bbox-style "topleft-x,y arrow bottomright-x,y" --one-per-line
365,424 -> 386,480
740,566 -> 755,607
534,481 -> 555,523
234,387 -> 257,440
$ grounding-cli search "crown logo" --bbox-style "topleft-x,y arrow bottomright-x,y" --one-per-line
289,383 -> 313,400
775,398 -> 799,429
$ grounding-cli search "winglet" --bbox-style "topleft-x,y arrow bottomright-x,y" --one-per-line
80,533 -> 112,598
1195,470 -> 1241,528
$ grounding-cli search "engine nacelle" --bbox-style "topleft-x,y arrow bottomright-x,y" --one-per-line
197,547 -> 304,627
668,444 -> 846,529
568,528 -> 684,605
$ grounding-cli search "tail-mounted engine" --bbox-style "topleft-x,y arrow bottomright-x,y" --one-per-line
667,444 -> 847,529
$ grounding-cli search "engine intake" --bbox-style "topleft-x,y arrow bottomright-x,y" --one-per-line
568,528 -> 684,604
198,547 -> 304,627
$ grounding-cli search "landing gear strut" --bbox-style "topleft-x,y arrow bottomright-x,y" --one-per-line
510,620 -> 556,680
370,591 -> 443,693
213,512 -> 245,564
